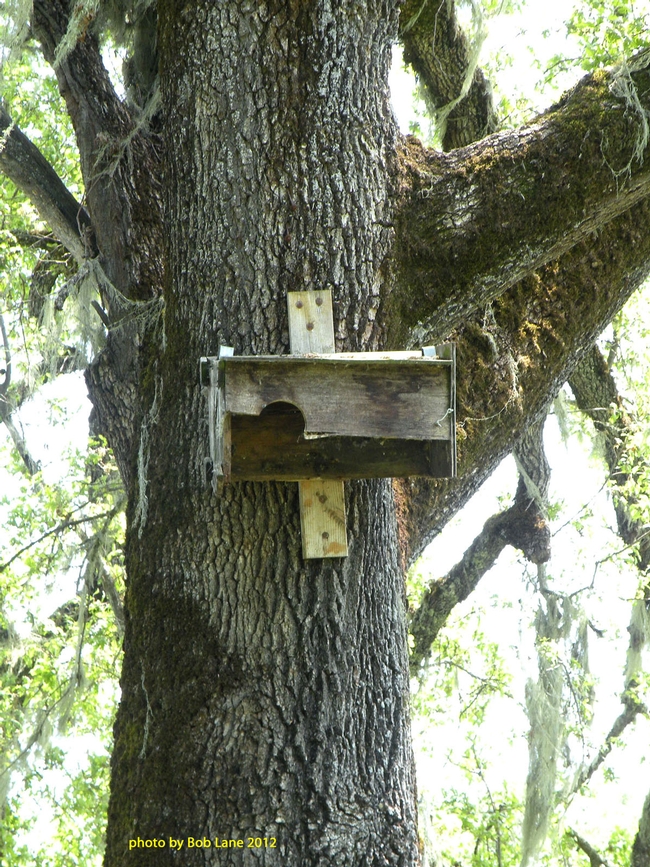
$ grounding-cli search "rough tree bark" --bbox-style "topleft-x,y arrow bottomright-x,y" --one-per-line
3,1 -> 650,864
101,4 -> 421,864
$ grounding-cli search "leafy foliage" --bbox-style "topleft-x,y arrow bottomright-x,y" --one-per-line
562,0 -> 649,71
0,436 -> 125,865
1,38 -> 123,863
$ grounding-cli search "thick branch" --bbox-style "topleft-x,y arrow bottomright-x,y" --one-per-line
511,417 -> 552,565
32,1 -> 129,170
32,0 -> 163,302
399,0 -> 497,150
569,346 -> 623,475
399,189 -> 650,565
0,105 -> 90,261
393,59 -> 650,338
31,1 -> 165,485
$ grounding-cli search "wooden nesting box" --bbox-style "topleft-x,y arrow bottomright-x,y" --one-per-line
200,346 -> 456,484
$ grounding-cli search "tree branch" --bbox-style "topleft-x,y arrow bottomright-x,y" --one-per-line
409,419 -> 551,672
399,0 -> 497,150
0,407 -> 41,477
30,0 -> 165,484
31,0 -> 163,302
0,507 -> 120,575
0,104 -> 91,262
565,346 -> 650,866
567,829 -> 613,867
399,185 -> 650,565
569,344 -> 650,571
409,506 -> 511,672
510,416 -> 552,564
570,699 -> 645,797
393,57 -> 650,339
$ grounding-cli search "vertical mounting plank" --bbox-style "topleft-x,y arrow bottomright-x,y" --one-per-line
287,289 -> 335,354
298,480 -> 348,558
288,289 -> 348,559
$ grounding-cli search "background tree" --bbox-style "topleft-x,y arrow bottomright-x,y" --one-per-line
2,0 -> 650,865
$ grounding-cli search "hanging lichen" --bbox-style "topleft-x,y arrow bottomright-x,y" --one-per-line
521,578 -> 565,866
625,594 -> 650,695
519,568 -> 593,867
604,49 -> 650,184
133,372 -> 162,538
0,0 -> 31,71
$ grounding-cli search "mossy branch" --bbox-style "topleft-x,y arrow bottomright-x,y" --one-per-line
399,0 -> 497,150
394,57 -> 650,340
0,104 -> 92,262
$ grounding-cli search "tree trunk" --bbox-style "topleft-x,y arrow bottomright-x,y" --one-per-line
631,791 -> 650,867
104,2 -> 419,864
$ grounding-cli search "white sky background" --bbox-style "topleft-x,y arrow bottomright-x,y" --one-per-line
2,0 -> 650,861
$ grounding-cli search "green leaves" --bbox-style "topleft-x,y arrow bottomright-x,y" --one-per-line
566,0 -> 649,70
0,436 -> 125,865
540,0 -> 650,90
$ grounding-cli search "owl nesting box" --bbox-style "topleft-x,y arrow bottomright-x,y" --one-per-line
200,346 -> 456,484
201,290 -> 456,560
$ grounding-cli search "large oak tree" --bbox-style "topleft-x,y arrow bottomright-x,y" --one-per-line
3,0 -> 650,864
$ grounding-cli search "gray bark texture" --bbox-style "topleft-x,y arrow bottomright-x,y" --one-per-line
5,0 -> 650,864
631,791 -> 650,867
105,1 -> 418,865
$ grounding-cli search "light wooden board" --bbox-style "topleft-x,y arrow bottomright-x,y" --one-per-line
222,357 -> 453,440
288,289 -> 347,559
287,290 -> 335,354
298,480 -> 348,559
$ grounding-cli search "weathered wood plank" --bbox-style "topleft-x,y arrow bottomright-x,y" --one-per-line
223,357 -> 453,440
298,480 -> 348,559
230,403 -> 452,479
287,289 -> 335,354
288,289 -> 347,559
